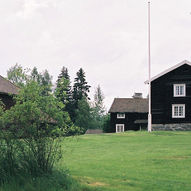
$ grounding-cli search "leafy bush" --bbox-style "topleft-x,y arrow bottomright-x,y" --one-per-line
102,114 -> 111,133
0,81 -> 72,183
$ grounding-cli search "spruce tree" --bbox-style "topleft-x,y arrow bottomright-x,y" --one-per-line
57,67 -> 70,83
72,68 -> 91,123
55,67 -> 73,120
73,68 -> 91,106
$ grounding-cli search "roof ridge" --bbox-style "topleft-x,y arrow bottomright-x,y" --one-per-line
109,98 -> 148,113
145,60 -> 191,84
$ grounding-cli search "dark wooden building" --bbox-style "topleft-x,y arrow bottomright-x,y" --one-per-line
0,75 -> 19,109
147,60 -> 191,130
109,94 -> 148,133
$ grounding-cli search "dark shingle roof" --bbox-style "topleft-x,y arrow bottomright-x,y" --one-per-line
109,98 -> 148,113
0,75 -> 19,95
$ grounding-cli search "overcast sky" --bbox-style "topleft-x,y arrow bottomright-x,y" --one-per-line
0,0 -> 191,110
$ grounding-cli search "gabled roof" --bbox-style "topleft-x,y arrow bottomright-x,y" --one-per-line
145,60 -> 191,84
0,75 -> 20,95
109,98 -> 148,113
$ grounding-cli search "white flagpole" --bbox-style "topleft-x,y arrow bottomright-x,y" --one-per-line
148,2 -> 152,132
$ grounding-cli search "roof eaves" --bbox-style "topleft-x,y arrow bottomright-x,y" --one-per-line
0,75 -> 20,95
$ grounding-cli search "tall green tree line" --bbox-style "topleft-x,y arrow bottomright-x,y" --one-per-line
7,63 -> 107,133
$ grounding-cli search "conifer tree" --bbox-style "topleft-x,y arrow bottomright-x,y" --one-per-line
55,67 -> 73,120
57,67 -> 70,83
72,68 -> 91,123
73,68 -> 91,107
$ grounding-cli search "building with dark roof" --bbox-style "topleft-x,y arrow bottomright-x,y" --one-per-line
0,75 -> 19,109
146,60 -> 191,130
109,94 -> 148,132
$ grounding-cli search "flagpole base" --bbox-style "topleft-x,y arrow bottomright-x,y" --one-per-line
148,114 -> 152,132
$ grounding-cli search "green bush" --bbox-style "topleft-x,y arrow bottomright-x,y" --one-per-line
0,137 -> 20,183
0,81 -> 71,182
102,114 -> 111,133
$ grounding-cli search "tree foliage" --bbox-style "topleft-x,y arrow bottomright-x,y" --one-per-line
7,64 -> 53,95
73,68 -> 91,106
30,67 -> 53,95
7,63 -> 29,87
75,97 -> 92,132
55,67 -> 73,117
91,85 -> 106,129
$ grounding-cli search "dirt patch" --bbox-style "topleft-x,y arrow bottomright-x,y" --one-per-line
165,156 -> 191,160
88,182 -> 107,186
75,176 -> 108,187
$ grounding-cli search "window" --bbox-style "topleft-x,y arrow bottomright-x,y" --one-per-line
174,84 -> 185,97
172,104 -> 185,118
117,113 -> 125,118
116,124 -> 124,133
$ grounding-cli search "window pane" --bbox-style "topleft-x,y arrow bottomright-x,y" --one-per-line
174,106 -> 178,116
174,85 -> 185,96
176,86 -> 179,95
179,106 -> 183,116
172,105 -> 185,118
180,86 -> 184,95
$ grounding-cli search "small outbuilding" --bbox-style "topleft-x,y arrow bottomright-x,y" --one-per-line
0,75 -> 19,109
109,93 -> 148,133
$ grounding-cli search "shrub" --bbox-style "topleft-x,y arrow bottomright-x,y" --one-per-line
102,114 -> 111,133
0,81 -> 71,182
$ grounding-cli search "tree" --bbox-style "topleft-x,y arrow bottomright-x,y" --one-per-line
7,63 -> 29,87
7,64 -> 53,95
30,67 -> 41,84
91,85 -> 106,129
73,68 -> 91,111
55,67 -> 72,105
57,66 -> 70,84
75,97 -> 92,132
55,67 -> 74,122
30,67 -> 53,95
93,85 -> 106,116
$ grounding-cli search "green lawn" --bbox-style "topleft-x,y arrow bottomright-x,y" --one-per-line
59,131 -> 191,191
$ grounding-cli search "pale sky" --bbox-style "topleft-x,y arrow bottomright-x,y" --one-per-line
0,0 -> 191,110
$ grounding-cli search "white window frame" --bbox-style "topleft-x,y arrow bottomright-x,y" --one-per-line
116,124 -> 124,133
117,113 -> 125,119
173,84 -> 186,97
172,104 -> 185,118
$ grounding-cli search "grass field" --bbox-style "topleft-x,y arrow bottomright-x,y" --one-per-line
60,131 -> 191,191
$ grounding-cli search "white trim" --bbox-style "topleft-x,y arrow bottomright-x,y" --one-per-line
145,60 -> 191,84
116,124 -> 124,133
172,104 -> 185,118
173,84 -> 186,97
117,113 -> 125,119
